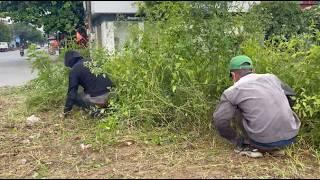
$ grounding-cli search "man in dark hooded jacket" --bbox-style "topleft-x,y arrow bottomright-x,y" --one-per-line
63,50 -> 113,117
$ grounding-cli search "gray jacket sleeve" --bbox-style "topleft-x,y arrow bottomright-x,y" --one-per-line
213,92 -> 238,145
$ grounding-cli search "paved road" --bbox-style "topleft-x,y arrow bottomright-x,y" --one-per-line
0,50 -> 37,87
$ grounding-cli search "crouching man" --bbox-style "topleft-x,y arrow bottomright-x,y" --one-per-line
213,55 -> 301,158
62,50 -> 113,117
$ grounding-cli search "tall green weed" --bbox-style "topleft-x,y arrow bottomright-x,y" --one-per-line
87,2 -> 259,132
25,43 -> 89,112
241,29 -> 320,148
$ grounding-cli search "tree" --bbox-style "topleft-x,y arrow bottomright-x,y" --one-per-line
250,1 -> 306,40
10,23 -> 46,44
138,1 -> 230,21
0,1 -> 85,35
0,22 -> 11,42
302,5 -> 320,31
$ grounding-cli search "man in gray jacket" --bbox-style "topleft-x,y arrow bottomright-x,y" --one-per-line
213,55 -> 301,158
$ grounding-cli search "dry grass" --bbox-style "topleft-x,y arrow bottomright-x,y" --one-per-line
0,87 -> 320,178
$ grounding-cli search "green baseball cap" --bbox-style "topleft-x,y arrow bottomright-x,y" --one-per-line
229,55 -> 253,70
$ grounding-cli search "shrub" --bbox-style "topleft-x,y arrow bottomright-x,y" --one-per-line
87,1 -> 260,132
23,1 -> 320,150
250,1 -> 310,40
241,29 -> 320,148
25,43 -> 88,112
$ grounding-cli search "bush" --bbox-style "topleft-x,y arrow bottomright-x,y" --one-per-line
87,1 -> 260,132
23,1 -> 320,150
25,44 -> 68,112
88,2 -> 320,148
250,1 -> 310,40
25,43 -> 89,112
241,29 -> 320,148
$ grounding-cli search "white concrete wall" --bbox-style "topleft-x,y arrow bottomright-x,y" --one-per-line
100,21 -> 115,54
90,1 -> 260,54
95,20 -> 144,54
91,1 -> 139,14
114,22 -> 128,51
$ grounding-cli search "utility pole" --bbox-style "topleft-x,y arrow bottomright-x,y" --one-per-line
84,1 -> 94,56
85,1 -> 93,41
88,1 -> 92,34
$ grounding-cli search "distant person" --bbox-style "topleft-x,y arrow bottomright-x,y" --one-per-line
63,50 -> 113,117
213,55 -> 301,158
20,46 -> 24,56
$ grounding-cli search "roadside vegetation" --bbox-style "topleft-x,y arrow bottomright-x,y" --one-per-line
1,1 -> 320,178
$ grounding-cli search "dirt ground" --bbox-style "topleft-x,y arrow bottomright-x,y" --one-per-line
0,87 -> 320,178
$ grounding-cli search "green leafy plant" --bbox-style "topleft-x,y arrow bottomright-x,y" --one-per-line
22,1 -> 320,151
0,1 -> 85,34
241,28 -> 320,148
87,1 -> 257,133
25,42 -> 89,112
0,22 -> 11,42
25,44 -> 68,112
250,1 -> 310,40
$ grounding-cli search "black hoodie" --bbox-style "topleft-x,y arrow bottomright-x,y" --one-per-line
64,50 -> 113,113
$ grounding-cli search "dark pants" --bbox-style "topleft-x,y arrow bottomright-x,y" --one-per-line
234,110 -> 296,152
249,137 -> 296,152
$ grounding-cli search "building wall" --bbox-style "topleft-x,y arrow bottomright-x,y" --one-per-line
88,1 -> 142,54
91,1 -> 139,15
93,20 -> 143,54
90,1 -> 265,54
101,21 -> 115,54
91,2 -> 144,55
96,23 -> 102,47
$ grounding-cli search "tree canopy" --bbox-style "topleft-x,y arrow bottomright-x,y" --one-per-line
0,1 -> 85,35
10,23 -> 46,44
249,1 -> 315,39
0,22 -> 11,42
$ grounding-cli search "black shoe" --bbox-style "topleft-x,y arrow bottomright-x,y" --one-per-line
234,144 -> 264,158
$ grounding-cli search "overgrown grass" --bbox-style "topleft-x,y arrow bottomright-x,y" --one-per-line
87,1 -> 320,150
87,2 -> 250,134
22,1 -> 320,153
241,29 -> 320,148
1,87 -> 320,178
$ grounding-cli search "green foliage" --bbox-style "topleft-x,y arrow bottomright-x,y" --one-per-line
87,1 -> 257,132
25,44 -> 68,112
241,29 -> 320,148
303,5 -> 320,30
10,23 -> 46,43
0,1 -> 85,34
21,1 -> 320,150
89,1 -> 320,148
0,22 -> 11,42
25,42 -> 88,112
250,2 -> 310,39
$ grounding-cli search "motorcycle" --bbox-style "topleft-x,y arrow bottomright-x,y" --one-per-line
20,49 -> 24,56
